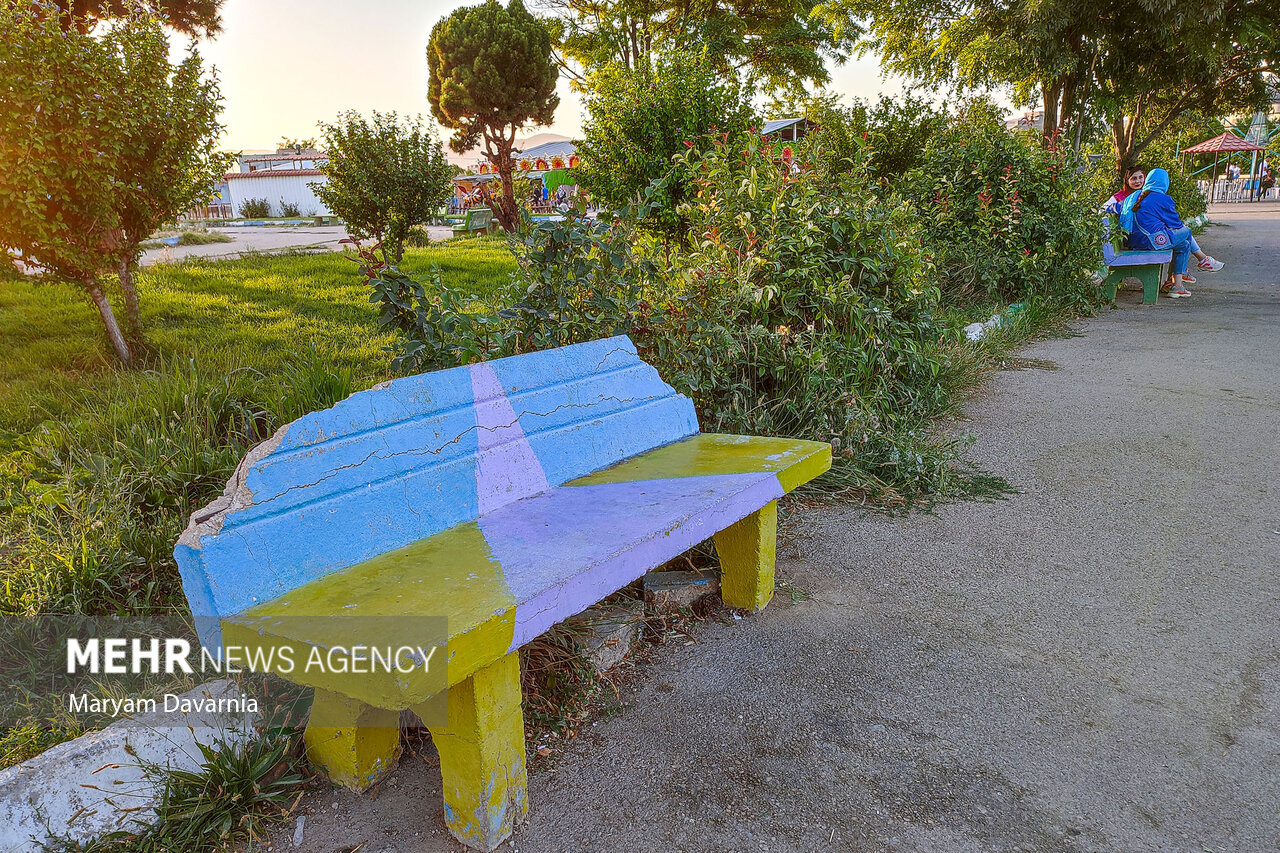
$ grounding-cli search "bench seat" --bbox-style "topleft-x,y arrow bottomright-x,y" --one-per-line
223,433 -> 827,708
177,336 -> 830,850
1100,216 -> 1172,304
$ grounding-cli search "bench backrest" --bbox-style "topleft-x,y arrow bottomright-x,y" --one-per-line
175,335 -> 698,650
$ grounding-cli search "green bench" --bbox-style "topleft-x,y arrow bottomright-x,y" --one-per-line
1100,215 -> 1172,304
174,335 -> 830,851
452,206 -> 493,236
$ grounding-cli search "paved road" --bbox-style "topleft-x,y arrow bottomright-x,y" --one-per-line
138,224 -> 457,267
273,212 -> 1279,853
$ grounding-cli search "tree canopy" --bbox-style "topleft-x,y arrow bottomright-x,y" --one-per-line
540,0 -> 853,90
824,0 -> 1280,168
49,0 -> 223,35
428,0 -> 560,231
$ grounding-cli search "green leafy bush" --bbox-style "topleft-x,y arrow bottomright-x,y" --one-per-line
665,131 -> 954,482
359,135 -> 970,499
238,198 -> 271,218
810,96 -> 948,187
314,110 -> 453,262
576,50 -> 756,240
904,102 -> 1098,306
278,201 -> 302,218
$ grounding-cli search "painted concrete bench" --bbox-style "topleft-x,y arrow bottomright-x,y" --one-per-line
1100,216 -> 1171,304
452,206 -> 492,236
174,335 -> 830,851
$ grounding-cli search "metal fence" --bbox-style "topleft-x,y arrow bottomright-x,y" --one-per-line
1197,178 -> 1279,203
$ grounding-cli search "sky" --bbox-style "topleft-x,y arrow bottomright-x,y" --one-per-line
192,0 -> 915,153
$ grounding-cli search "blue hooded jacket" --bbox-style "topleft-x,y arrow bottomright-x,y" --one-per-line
1119,168 -> 1184,249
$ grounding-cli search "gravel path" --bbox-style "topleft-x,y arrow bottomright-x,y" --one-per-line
269,211 -> 1279,853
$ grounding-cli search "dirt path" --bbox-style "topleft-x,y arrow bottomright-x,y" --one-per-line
268,212 -> 1280,853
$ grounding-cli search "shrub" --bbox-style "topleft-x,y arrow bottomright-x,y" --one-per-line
811,96 -> 948,187
238,198 -> 271,218
358,136 -> 969,499
667,131 -> 949,457
278,200 -> 302,217
576,50 -> 756,241
904,101 -> 1098,306
315,110 -> 453,262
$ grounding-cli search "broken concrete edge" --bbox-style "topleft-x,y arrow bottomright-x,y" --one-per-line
0,680 -> 260,853
177,424 -> 289,549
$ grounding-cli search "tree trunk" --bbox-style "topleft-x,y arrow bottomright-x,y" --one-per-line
1041,83 -> 1061,146
1111,97 -> 1147,176
488,133 -> 520,233
118,255 -> 143,335
87,281 -> 133,365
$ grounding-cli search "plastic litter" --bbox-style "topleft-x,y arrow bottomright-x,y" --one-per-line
964,302 -> 1026,342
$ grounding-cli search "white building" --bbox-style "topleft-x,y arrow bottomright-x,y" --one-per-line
222,169 -> 332,218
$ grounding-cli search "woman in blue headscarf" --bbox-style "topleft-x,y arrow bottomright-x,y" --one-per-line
1120,168 -> 1196,298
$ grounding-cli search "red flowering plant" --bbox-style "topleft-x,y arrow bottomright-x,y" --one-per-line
667,130 -> 949,467
904,99 -> 1097,306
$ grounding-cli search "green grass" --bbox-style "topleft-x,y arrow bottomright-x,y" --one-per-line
138,231 -> 233,250
0,237 -> 515,426
0,237 -> 515,770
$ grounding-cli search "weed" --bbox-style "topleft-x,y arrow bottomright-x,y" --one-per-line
42,732 -> 305,853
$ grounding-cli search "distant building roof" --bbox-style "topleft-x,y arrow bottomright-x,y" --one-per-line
225,169 -> 325,179
516,139 -> 576,161
240,148 -> 326,162
761,117 -> 808,136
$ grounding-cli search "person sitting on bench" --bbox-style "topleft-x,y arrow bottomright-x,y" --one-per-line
1105,165 -> 1223,281
1121,168 -> 1199,298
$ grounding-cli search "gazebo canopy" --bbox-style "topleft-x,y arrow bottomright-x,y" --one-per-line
1181,132 -> 1268,154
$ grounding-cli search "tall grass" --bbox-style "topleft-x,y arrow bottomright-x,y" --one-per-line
0,238 -> 514,767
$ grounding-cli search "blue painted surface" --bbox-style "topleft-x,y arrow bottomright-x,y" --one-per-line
176,335 -> 701,651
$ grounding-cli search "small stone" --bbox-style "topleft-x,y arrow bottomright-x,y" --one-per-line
566,600 -> 645,672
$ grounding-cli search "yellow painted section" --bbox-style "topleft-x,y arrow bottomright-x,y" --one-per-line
222,521 -> 516,709
714,501 -> 778,611
304,688 -> 402,790
570,433 -> 832,493
422,653 -> 528,851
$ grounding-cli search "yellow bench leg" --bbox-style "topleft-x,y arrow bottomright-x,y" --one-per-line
423,652 -> 528,851
304,688 -> 401,790
715,500 -> 778,611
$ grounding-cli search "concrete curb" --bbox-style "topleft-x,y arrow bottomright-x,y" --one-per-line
0,680 -> 259,852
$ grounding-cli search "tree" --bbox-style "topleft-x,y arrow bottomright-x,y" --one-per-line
428,0 -> 560,231
540,0 -> 853,91
313,111 -> 454,263
0,8 -> 226,364
49,0 -> 222,35
576,50 -> 755,238
113,27 -> 230,333
827,0 -> 1280,170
